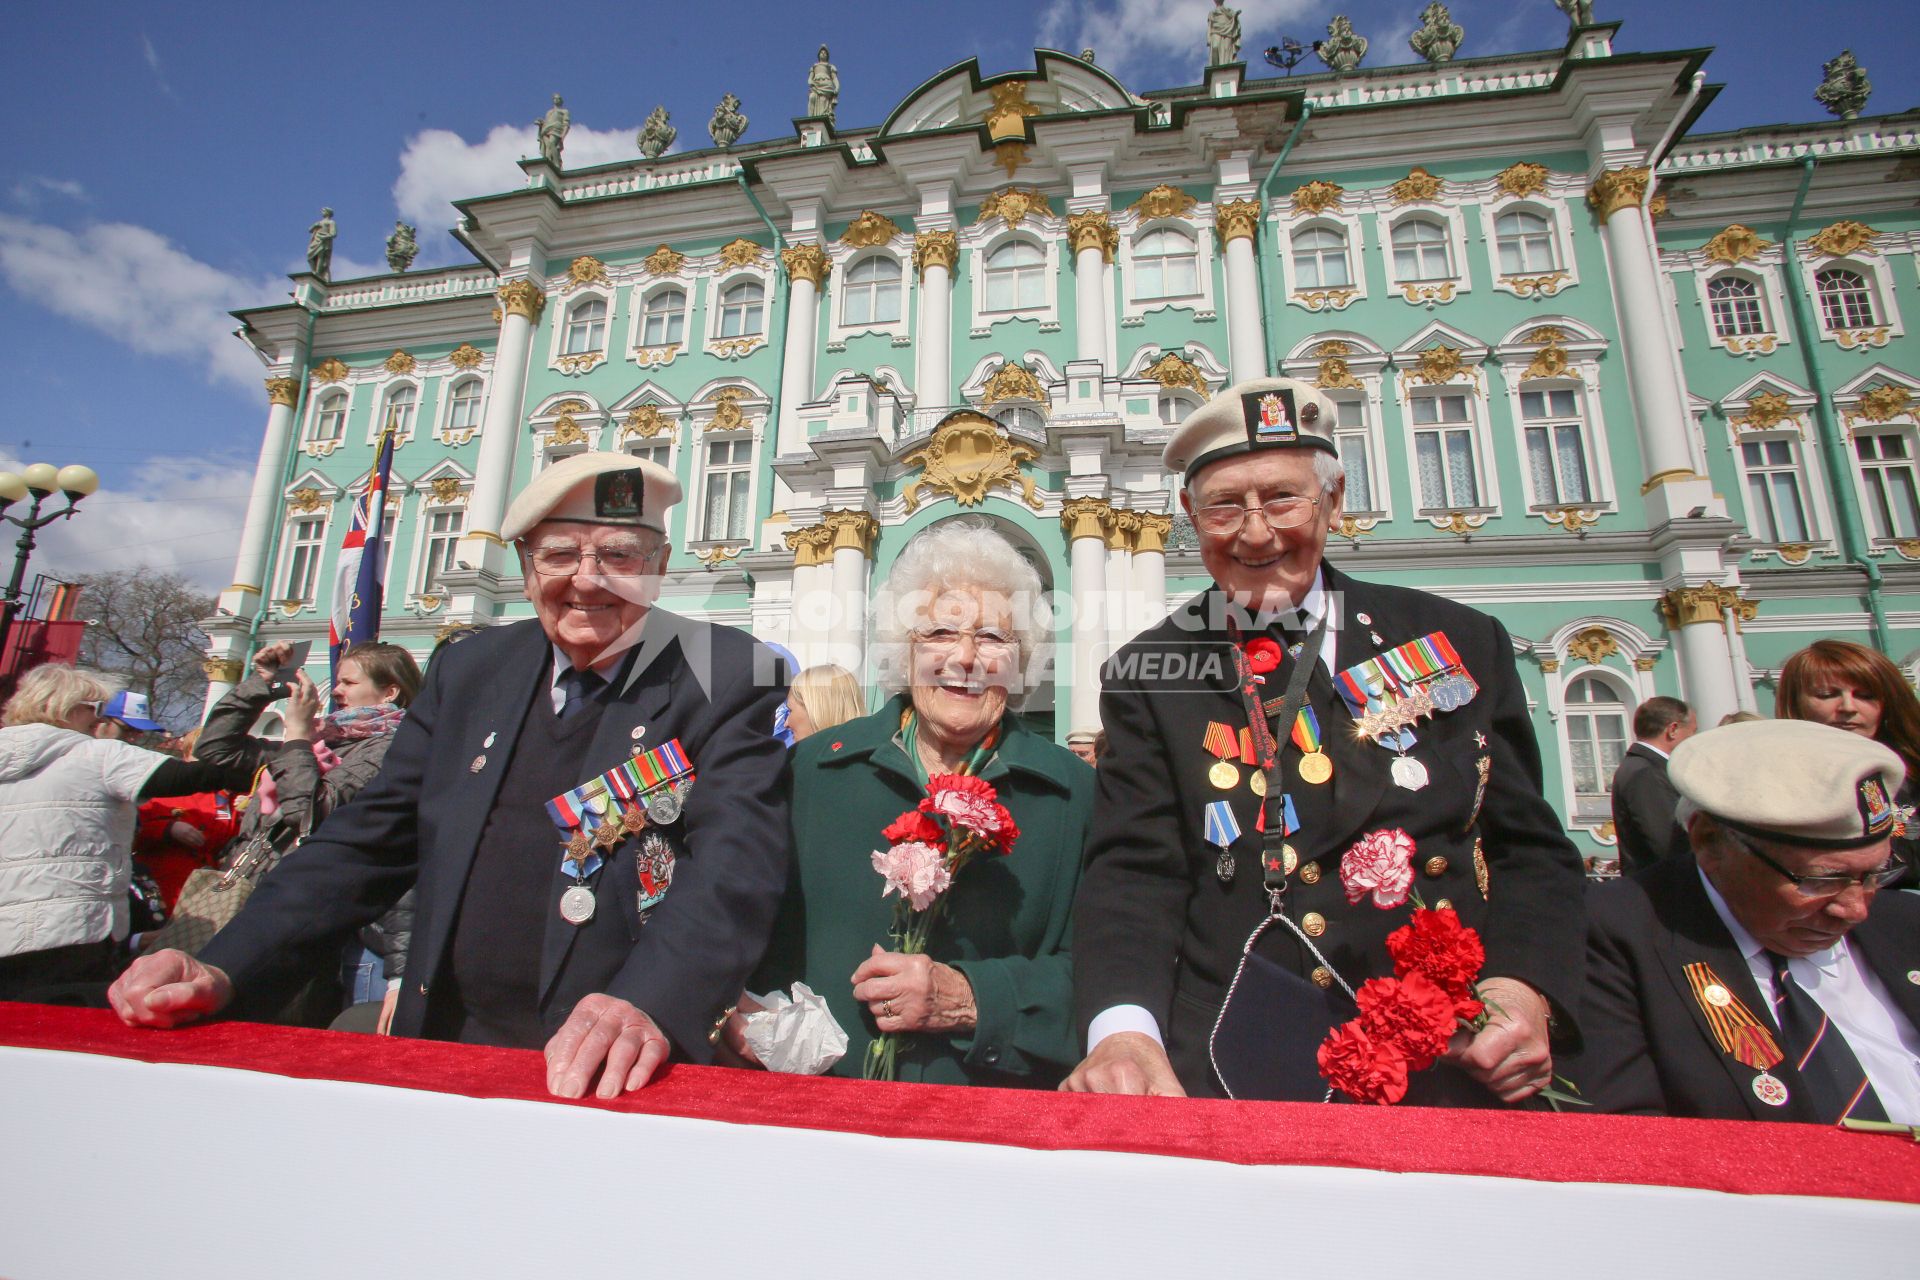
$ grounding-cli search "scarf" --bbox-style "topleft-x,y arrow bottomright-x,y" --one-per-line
320,703 -> 407,744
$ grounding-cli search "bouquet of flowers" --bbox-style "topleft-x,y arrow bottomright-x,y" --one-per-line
864,773 -> 1019,1080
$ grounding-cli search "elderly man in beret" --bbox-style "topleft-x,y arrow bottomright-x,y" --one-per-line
111,453 -> 790,1099
1066,377 -> 1586,1104
1578,719 -> 1920,1123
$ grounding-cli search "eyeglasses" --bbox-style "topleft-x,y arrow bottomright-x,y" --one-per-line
524,544 -> 658,577
911,626 -> 1018,658
1192,495 -> 1320,536
1724,827 -> 1909,899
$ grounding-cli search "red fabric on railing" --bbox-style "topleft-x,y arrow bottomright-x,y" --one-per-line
4,1003 -> 1917,1202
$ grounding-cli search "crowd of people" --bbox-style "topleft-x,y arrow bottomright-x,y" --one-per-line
1,376 -> 1914,1128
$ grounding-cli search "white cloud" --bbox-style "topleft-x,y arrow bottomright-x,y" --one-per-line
9,176 -> 88,208
393,121 -> 648,240
0,214 -> 278,389
140,32 -> 179,103
0,452 -> 252,592
1037,0 -> 1319,82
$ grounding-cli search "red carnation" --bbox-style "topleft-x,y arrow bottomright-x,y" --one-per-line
1355,972 -> 1459,1071
1243,636 -> 1282,675
985,803 -> 1020,856
1316,1022 -> 1410,1105
1386,905 -> 1486,1014
881,809 -> 945,847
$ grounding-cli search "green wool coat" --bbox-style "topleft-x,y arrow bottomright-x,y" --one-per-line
755,695 -> 1095,1087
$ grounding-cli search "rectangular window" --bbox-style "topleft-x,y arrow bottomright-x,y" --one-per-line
1856,432 -> 1920,541
1740,438 -> 1810,542
421,508 -> 465,594
1333,398 -> 1375,513
627,441 -> 671,471
702,438 -> 752,541
282,516 -> 326,601
1520,388 -> 1592,506
1411,392 -> 1479,509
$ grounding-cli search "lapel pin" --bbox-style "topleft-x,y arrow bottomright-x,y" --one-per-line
1369,632 -> 1384,646
469,755 -> 487,773
1908,970 -> 1920,985
1474,730 -> 1488,749
483,731 -> 496,748
1356,612 -> 1372,626
631,725 -> 647,741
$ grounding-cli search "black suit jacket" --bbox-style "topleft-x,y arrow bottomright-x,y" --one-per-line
1610,743 -> 1684,876
1576,855 -> 1920,1121
1073,564 -> 1587,1095
201,610 -> 791,1059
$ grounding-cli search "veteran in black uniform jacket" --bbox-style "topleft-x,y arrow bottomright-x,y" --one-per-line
1065,377 -> 1586,1104
111,452 -> 790,1100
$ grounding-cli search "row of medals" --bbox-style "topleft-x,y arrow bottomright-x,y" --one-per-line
1209,749 -> 1327,885
558,780 -> 687,925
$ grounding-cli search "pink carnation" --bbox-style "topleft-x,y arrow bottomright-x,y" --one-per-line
922,773 -> 1006,837
871,841 -> 952,912
1340,827 -> 1415,909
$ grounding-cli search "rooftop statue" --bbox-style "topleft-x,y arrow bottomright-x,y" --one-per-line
306,207 -> 335,281
1318,16 -> 1368,75
807,45 -> 840,122
1553,0 -> 1595,31
385,221 -> 418,273
710,92 -> 748,148
637,105 -> 676,159
1409,3 -> 1464,65
1206,1 -> 1241,66
1815,50 -> 1872,120
538,93 -> 569,169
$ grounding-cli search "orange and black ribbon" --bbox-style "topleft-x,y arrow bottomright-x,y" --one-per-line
1683,961 -> 1783,1070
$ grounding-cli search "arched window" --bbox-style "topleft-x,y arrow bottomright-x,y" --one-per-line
718,281 -> 764,338
1290,226 -> 1351,289
641,289 -> 686,346
1391,218 -> 1452,282
312,389 -> 347,442
446,379 -> 482,434
983,240 -> 1046,312
563,298 -> 607,354
1495,209 -> 1557,275
1564,674 -> 1629,821
1816,268 -> 1877,331
843,256 -> 903,325
1707,276 -> 1767,338
1157,389 -> 1201,425
380,385 -> 417,437
1134,228 -> 1200,300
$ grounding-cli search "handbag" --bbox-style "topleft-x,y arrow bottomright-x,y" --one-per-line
139,821 -> 304,958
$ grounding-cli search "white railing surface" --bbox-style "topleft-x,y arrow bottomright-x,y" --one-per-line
1299,59 -> 1559,110
1661,121 -> 1920,174
557,154 -> 745,201
322,269 -> 498,312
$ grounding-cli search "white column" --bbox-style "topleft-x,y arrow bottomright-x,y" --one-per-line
460,279 -> 544,563
913,232 -> 956,412
1216,199 -> 1265,383
778,244 -> 828,448
1589,169 -> 1695,486
1067,211 -> 1114,371
1723,604 -> 1760,714
1663,587 -> 1742,728
1131,513 -> 1171,634
1062,499 -> 1111,739
221,371 -> 307,614
823,511 -> 876,680
1105,512 -> 1137,651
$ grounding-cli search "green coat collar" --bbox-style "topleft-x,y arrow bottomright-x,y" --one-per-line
809,694 -> 1079,797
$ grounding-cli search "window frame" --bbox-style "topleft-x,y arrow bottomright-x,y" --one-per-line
1735,431 -> 1817,546
1117,213 -> 1218,326
1853,426 -> 1920,545
308,388 -> 349,449
980,239 -> 1049,314
1517,384 -> 1597,510
436,375 -> 486,446
1560,669 -> 1633,825
696,433 -> 755,543
1406,388 -> 1488,513
276,509 -> 332,606
1796,251 -> 1904,347
1476,195 -> 1580,299
370,380 -> 419,445
965,226 -> 1062,336
704,265 -> 774,358
412,496 -> 468,600
546,285 -> 614,375
1280,210 -> 1367,313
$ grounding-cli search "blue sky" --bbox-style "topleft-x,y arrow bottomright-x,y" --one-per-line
2,0 -> 1913,591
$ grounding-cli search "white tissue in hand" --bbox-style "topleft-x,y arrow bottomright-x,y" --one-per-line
742,982 -> 849,1075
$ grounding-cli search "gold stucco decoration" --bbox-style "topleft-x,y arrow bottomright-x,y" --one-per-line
1133,512 -> 1174,553
912,230 -> 959,278
1316,357 -> 1363,390
643,245 -> 686,276
1389,167 -> 1443,205
1504,273 -> 1568,297
784,525 -> 834,568
265,377 -> 301,407
1730,391 -> 1797,432
979,360 -> 1047,407
840,211 -> 903,248
900,411 -> 1044,513
1659,584 -> 1749,630
497,279 -> 547,321
202,658 -> 245,684
976,188 -> 1054,228
780,242 -> 830,287
429,476 -> 465,504
1566,627 -> 1619,666
706,388 -> 750,432
449,343 -> 484,370
289,487 -> 325,513
1405,346 -> 1465,386
1587,167 -> 1651,219
1312,340 -> 1353,358
822,509 -> 881,557
1703,224 -> 1770,265
384,350 -> 417,376
1857,384 -> 1913,424
311,357 -> 350,383
1144,352 -> 1209,396
1059,497 -> 1114,542
1129,185 -> 1199,220
566,256 -> 609,290
1495,162 -> 1550,199
1521,344 -> 1580,382
1776,544 -> 1814,565
1289,181 -> 1344,216
548,414 -> 587,446
983,81 -> 1041,141
1213,198 -> 1262,244
1066,211 -> 1119,262
1805,220 -> 1881,258
718,238 -> 766,268
621,404 -> 675,439
1521,326 -> 1568,345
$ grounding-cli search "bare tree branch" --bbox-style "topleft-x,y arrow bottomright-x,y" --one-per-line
75,569 -> 214,729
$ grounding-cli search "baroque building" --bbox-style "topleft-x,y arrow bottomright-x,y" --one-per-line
208,22 -> 1920,861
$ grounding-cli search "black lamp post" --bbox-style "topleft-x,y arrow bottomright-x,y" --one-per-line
0,462 -> 100,667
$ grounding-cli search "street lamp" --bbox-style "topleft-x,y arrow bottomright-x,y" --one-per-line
0,462 -> 99,669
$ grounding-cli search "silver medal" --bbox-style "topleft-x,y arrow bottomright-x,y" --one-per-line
1215,850 -> 1236,884
646,783 -> 683,825
1751,1071 -> 1789,1107
559,884 -> 597,925
1391,756 -> 1430,791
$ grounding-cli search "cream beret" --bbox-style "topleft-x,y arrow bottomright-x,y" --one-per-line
1162,376 -> 1339,480
1670,719 -> 1907,850
501,451 -> 682,541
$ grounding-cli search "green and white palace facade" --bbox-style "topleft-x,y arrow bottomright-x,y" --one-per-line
207,23 -> 1920,863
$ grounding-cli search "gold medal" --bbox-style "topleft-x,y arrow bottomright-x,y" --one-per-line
1297,751 -> 1332,785
1283,844 -> 1298,875
1249,770 -> 1267,797
1208,759 -> 1240,790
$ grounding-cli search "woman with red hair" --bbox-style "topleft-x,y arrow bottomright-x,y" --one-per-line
1777,638 -> 1920,874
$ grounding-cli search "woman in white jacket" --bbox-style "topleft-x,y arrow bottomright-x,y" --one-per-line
0,666 -> 239,1004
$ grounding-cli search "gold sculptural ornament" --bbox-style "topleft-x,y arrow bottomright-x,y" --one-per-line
704,388 -> 751,433
1400,282 -> 1457,305
1316,356 -> 1363,390
979,360 -> 1047,407
1404,345 -> 1466,386
548,413 -> 588,446
1659,584 -> 1750,630
1213,198 -> 1262,244
718,238 -> 766,268
311,357 -> 350,384
784,525 -> 834,568
643,244 -> 687,277
429,476 -> 466,504
1804,220 -> 1880,258
1520,344 -> 1579,382
1129,185 -> 1198,221
1059,497 -> 1113,542
497,279 -> 547,322
912,230 -> 959,278
1295,288 -> 1358,312
449,342 -> 485,370
1389,167 -> 1443,205
1066,211 -> 1119,262
289,486 -> 326,513
384,350 -> 417,376
976,188 -> 1054,228
1133,511 -> 1174,553
1144,351 -> 1209,396
780,242 -> 830,287
1289,180 -> 1344,216
822,509 -> 880,557
1703,224 -> 1771,265
565,256 -> 609,290
1856,384 -> 1913,425
900,411 -> 1044,513
1312,340 -> 1353,358
202,658 -> 246,685
1566,627 -> 1619,666
1586,167 -> 1651,220
621,404 -> 675,439
1504,273 -> 1567,297
1521,326 -> 1568,345
983,81 -> 1041,141
840,211 -> 902,248
1495,162 -> 1550,200
1730,391 -> 1798,433
265,377 -> 301,407
1775,544 -> 1814,565
1548,508 -> 1601,534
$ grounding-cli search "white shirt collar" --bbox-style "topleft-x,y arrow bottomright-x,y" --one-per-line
1639,741 -> 1672,761
1697,864 -> 1849,977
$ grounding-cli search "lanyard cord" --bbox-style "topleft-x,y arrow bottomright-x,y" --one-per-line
1226,610 -> 1329,908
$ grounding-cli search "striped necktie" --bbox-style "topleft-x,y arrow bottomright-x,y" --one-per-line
557,667 -> 607,719
1765,949 -> 1888,1124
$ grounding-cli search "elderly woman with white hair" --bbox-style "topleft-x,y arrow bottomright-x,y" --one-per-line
725,518 -> 1094,1086
0,666 -> 242,1004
